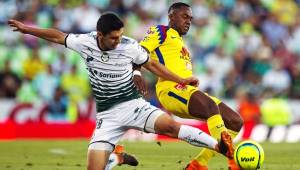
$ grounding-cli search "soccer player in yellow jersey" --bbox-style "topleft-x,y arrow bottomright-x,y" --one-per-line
139,2 -> 243,170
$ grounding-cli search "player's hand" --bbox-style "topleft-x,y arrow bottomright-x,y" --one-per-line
182,76 -> 199,87
8,19 -> 27,33
133,75 -> 148,96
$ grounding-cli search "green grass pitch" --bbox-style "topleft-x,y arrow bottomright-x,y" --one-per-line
0,140 -> 300,170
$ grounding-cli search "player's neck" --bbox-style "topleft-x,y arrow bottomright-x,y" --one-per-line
97,37 -> 110,51
169,24 -> 182,36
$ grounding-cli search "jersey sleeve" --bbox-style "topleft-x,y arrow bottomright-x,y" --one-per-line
139,25 -> 169,52
131,41 -> 149,66
64,33 -> 85,53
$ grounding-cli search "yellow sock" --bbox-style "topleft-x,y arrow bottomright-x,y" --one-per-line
207,114 -> 227,139
194,149 -> 215,166
194,114 -> 227,165
195,128 -> 240,165
227,129 -> 239,141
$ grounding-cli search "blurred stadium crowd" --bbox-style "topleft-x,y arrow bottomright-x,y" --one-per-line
0,0 -> 300,125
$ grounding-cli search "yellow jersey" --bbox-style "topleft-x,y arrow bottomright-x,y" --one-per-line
140,25 -> 222,117
140,25 -> 193,92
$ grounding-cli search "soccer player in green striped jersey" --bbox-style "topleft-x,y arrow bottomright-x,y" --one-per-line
8,12 -> 233,170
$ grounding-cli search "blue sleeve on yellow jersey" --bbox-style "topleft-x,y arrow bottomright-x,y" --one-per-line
140,25 -> 169,52
156,25 -> 169,44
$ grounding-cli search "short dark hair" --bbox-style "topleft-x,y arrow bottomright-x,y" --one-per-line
168,2 -> 190,14
96,12 -> 124,35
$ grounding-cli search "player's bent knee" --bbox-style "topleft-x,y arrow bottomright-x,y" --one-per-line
218,102 -> 244,131
234,116 -> 244,130
87,149 -> 111,170
145,111 -> 165,133
162,123 -> 181,138
88,142 -> 115,152
224,113 -> 244,131
154,114 -> 181,138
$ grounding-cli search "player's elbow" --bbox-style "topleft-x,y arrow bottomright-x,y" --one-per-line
133,64 -> 142,71
55,37 -> 65,45
143,60 -> 155,72
52,32 -> 67,45
149,60 -> 162,73
45,37 -> 64,45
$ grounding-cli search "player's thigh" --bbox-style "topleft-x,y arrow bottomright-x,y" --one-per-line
89,108 -> 127,152
187,91 -> 222,119
157,85 -> 198,119
87,149 -> 110,170
88,111 -> 126,169
124,98 -> 165,133
124,98 -> 181,137
205,93 -> 222,105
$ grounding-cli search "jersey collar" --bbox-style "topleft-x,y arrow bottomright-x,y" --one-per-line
169,27 -> 181,37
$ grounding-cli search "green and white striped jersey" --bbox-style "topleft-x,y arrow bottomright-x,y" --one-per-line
65,32 -> 148,112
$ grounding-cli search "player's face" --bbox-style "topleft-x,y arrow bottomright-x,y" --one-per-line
98,28 -> 123,50
170,7 -> 192,35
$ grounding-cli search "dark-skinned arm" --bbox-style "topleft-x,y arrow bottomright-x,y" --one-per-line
132,64 -> 148,96
142,59 -> 199,86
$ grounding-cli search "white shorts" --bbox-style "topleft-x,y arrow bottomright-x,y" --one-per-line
88,97 -> 164,152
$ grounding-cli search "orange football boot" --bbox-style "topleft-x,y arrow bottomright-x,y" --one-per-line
113,145 -> 138,166
228,159 -> 241,170
218,131 -> 234,159
185,160 -> 208,170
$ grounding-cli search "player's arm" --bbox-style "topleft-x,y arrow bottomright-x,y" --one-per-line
8,19 -> 66,45
132,64 -> 148,96
142,58 -> 199,85
134,24 -> 199,86
133,25 -> 164,95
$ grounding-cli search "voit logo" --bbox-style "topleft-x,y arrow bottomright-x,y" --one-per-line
241,157 -> 255,162
101,52 -> 109,62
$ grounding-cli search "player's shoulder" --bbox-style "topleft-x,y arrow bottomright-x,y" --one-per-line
118,35 -> 139,51
88,31 -> 98,39
66,32 -> 97,49
147,25 -> 170,34
120,35 -> 137,45
118,36 -> 146,54
83,31 -> 98,42
154,25 -> 170,31
68,31 -> 97,43
149,25 -> 170,44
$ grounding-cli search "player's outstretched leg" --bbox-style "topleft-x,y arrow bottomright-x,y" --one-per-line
187,92 -> 241,170
154,113 -> 233,157
185,131 -> 234,170
218,102 -> 243,170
